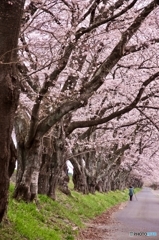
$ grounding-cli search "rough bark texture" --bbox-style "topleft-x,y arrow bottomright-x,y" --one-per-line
38,152 -> 51,195
70,151 -> 89,194
14,114 -> 71,201
72,167 -> 88,194
58,162 -> 71,196
38,128 -> 69,199
13,110 -> 42,201
13,139 -> 42,201
0,0 -> 25,222
48,124 -> 70,200
8,139 -> 17,178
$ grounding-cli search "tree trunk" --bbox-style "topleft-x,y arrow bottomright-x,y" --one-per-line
72,168 -> 88,194
13,139 -> 42,201
13,110 -> 42,202
0,0 -> 25,222
71,156 -> 88,194
8,139 -> 17,178
14,116 -> 70,201
48,125 -> 70,200
38,136 -> 52,194
58,162 -> 71,196
38,152 -> 50,194
87,175 -> 96,194
85,150 -> 97,194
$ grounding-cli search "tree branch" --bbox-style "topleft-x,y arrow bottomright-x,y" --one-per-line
136,106 -> 159,131
66,72 -> 159,135
76,0 -> 138,40
34,1 -> 157,139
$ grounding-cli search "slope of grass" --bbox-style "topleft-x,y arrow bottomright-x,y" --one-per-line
0,184 -> 140,240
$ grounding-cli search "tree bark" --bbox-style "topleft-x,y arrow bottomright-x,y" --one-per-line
13,139 -> 42,201
38,152 -> 50,195
13,109 -> 42,201
72,168 -> 88,194
70,154 -> 89,194
8,139 -> 17,178
0,0 -> 25,222
48,124 -> 70,200
58,162 -> 71,196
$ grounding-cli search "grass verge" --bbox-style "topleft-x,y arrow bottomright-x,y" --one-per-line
0,184 -> 140,240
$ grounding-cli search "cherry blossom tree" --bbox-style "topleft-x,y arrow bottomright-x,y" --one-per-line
12,0 -> 159,201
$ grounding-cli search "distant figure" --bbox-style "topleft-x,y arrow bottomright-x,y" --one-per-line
129,186 -> 134,201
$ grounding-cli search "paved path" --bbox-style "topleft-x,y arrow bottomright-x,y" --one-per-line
106,187 -> 159,240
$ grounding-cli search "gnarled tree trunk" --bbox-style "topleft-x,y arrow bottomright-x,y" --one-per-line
38,152 -> 51,195
48,124 -> 70,200
0,0 -> 25,222
13,110 -> 42,201
70,155 -> 88,194
58,162 -> 71,196
13,140 -> 42,201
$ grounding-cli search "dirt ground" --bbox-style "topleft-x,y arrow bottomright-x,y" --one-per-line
76,202 -> 127,240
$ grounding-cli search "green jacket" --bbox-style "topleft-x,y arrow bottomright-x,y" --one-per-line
129,187 -> 134,196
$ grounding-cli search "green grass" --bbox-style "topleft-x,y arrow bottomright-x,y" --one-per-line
0,183 -> 141,240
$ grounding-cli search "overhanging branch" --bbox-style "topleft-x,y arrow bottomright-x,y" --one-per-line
66,72 -> 159,135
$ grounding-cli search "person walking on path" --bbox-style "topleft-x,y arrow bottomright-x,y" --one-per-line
129,186 -> 134,201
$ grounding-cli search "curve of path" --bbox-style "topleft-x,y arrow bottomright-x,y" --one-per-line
109,187 -> 159,240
